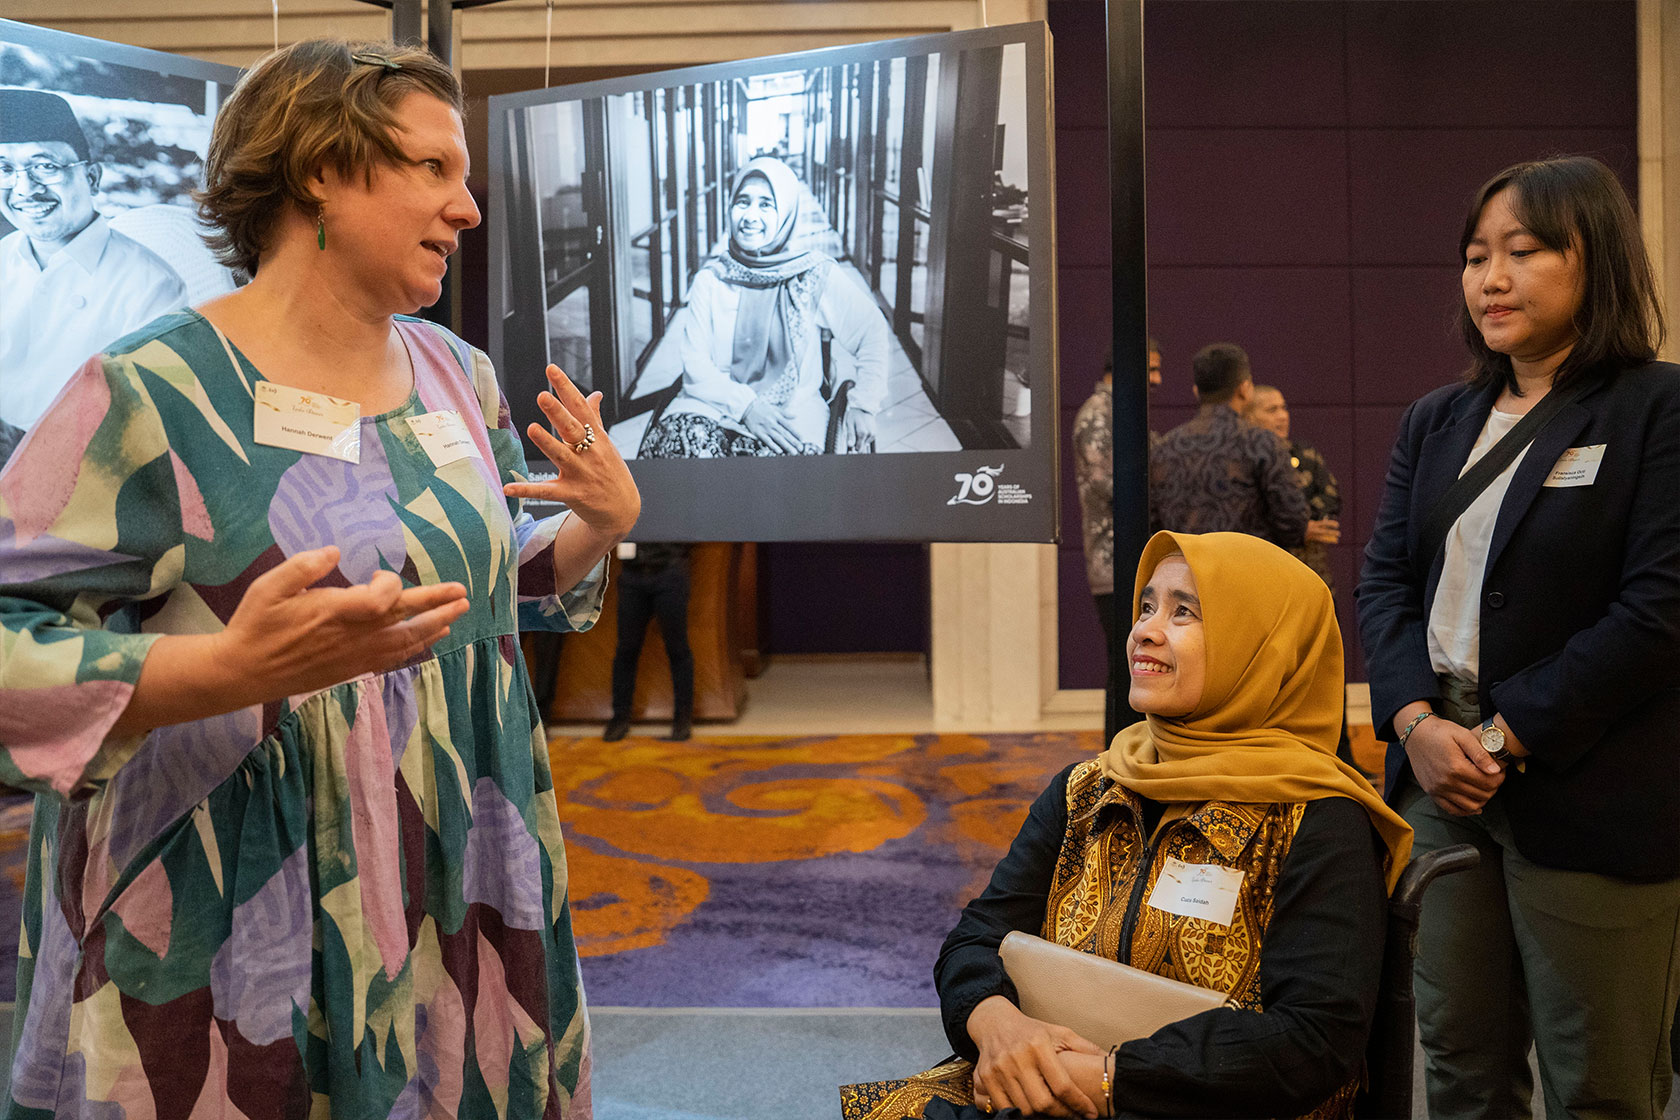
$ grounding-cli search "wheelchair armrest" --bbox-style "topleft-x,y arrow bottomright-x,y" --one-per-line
1391,843 -> 1480,911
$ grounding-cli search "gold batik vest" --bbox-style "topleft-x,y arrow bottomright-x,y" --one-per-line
841,760 -> 1359,1120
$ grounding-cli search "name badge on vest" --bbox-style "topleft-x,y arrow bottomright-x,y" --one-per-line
1145,858 -> 1244,926
1542,444 -> 1604,488
253,381 -> 361,463
407,409 -> 482,467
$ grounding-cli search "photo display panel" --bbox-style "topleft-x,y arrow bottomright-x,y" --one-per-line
489,22 -> 1059,542
0,19 -> 243,464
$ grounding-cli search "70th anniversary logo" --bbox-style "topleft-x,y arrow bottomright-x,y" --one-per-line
947,464 -> 1033,507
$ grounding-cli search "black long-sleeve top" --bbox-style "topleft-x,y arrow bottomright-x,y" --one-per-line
934,762 -> 1388,1118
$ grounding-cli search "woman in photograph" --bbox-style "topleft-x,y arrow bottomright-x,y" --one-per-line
1357,155 -> 1680,1118
0,38 -> 636,1116
845,531 -> 1411,1120
639,155 -> 890,457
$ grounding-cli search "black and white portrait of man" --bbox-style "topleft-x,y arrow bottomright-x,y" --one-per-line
0,88 -> 187,430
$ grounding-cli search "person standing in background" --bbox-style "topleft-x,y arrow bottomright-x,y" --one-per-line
1246,384 -> 1341,590
1149,342 -> 1308,548
0,89 -> 187,429
1074,337 -> 1162,746
604,542 -> 695,742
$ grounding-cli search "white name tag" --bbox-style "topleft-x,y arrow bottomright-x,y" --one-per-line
1543,444 -> 1604,488
1145,858 -> 1244,926
407,409 -> 482,467
253,381 -> 360,462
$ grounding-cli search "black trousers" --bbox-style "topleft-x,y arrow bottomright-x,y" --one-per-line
611,562 -> 694,721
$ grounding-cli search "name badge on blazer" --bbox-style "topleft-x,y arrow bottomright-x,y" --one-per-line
1145,858 -> 1244,926
1543,444 -> 1605,488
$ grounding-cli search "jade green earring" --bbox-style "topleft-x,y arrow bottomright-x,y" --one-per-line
316,208 -> 326,251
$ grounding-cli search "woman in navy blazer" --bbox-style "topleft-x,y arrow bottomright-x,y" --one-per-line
1357,156 -> 1680,1120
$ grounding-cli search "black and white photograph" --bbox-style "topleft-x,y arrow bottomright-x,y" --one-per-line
490,23 -> 1055,541
0,19 -> 241,457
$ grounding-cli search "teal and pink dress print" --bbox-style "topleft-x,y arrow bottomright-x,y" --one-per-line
0,310 -> 602,1118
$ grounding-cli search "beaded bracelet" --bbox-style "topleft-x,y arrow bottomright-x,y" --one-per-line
1105,1044 -> 1119,1115
1397,710 -> 1433,750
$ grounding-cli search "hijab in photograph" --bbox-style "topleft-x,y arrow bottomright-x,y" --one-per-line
709,155 -> 831,409
1100,531 -> 1413,891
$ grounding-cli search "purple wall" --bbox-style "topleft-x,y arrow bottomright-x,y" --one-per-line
1055,0 -> 1637,688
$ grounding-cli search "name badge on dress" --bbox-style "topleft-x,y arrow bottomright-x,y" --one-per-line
1542,444 -> 1605,488
1145,858 -> 1245,926
407,409 -> 482,467
253,381 -> 361,463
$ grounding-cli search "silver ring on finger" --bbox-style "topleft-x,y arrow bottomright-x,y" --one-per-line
572,423 -> 595,454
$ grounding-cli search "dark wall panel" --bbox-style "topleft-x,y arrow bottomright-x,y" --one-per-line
1144,1 -> 1347,128
1344,3 -> 1637,128
1349,266 -> 1466,406
1348,129 -> 1638,265
1147,268 -> 1354,404
1146,130 -> 1350,266
1052,0 -> 1635,689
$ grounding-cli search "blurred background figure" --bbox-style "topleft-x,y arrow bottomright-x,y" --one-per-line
1075,337 -> 1162,746
606,542 -> 696,742
1149,342 -> 1308,548
1246,384 -> 1342,590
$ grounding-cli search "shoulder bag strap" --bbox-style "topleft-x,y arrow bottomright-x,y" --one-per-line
1416,378 -> 1590,568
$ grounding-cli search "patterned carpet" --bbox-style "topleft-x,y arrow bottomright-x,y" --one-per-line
551,731 -> 1101,1008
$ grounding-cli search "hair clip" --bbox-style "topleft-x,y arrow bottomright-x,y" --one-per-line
351,51 -> 402,72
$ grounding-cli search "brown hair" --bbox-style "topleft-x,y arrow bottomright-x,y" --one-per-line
196,39 -> 463,276
1456,156 -> 1665,392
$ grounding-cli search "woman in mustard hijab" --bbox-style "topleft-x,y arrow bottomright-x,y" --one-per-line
846,532 -> 1411,1120
639,155 -> 888,457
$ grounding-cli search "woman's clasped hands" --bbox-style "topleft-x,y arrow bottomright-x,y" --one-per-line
1401,712 -> 1505,816
967,995 -> 1107,1118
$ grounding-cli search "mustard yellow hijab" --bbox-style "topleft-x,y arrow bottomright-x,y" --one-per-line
1099,531 -> 1412,892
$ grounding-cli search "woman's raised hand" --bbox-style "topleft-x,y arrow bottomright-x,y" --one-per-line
222,546 -> 469,697
966,995 -> 1104,1118
1404,715 -> 1505,815
503,365 -> 641,540
739,398 -> 808,454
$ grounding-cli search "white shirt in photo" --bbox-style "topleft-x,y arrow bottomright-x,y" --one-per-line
0,215 -> 188,429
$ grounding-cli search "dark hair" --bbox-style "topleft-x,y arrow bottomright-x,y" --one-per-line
196,39 -> 463,276
1191,342 -> 1251,403
1457,156 -> 1665,392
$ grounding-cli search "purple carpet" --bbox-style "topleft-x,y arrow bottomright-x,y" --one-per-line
549,731 -> 1100,1007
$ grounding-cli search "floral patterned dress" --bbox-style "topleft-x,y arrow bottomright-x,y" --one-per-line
0,310 -> 602,1119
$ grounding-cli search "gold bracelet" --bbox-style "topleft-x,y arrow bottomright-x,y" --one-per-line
1105,1044 -> 1119,1115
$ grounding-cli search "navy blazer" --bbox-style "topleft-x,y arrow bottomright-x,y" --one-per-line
1357,361 -> 1680,880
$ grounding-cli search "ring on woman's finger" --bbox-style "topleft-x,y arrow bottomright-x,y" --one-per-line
573,423 -> 595,454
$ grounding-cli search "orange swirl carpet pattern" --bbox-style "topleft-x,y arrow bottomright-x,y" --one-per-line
551,731 -> 1100,1007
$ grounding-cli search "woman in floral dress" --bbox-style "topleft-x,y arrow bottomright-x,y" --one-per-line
0,39 -> 638,1117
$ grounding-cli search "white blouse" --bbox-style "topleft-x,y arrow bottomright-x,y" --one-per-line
1427,406 -> 1529,683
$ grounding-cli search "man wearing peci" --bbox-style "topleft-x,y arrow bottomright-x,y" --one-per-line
0,88 -> 187,431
